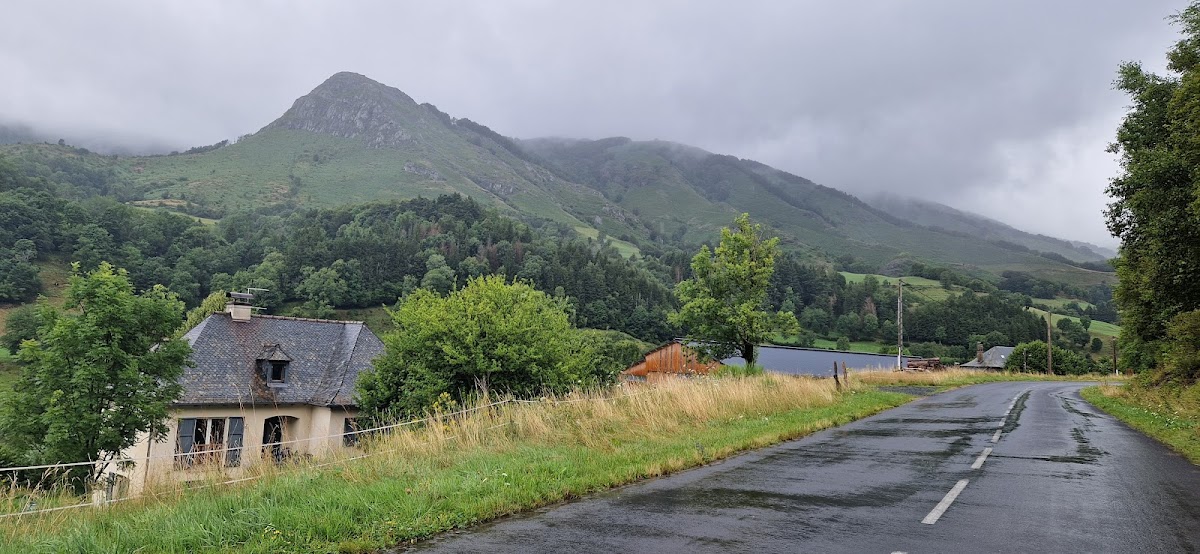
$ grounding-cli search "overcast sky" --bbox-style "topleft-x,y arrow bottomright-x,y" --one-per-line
1,1 -> 1188,247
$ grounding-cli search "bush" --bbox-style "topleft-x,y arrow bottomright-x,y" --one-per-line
1161,310 -> 1200,383
356,275 -> 597,421
1005,340 -> 1092,375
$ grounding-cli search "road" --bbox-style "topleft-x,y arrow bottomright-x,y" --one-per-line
409,382 -> 1200,553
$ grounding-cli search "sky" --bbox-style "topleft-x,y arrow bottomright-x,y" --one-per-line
1,1 -> 1188,248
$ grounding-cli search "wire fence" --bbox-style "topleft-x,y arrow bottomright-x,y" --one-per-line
0,389 -> 651,520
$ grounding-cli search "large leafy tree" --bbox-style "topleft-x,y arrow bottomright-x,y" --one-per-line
356,275 -> 593,421
1106,2 -> 1200,370
1,263 -> 190,487
671,214 -> 798,366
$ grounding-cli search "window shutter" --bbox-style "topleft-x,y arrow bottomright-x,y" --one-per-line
226,417 -> 244,468
176,418 -> 197,468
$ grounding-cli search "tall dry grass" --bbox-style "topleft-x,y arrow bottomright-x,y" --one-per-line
0,373 -> 877,550
852,367 -> 1129,387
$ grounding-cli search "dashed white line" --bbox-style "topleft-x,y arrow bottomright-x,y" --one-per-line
922,479 -> 970,524
991,429 -> 1002,442
971,447 -> 993,469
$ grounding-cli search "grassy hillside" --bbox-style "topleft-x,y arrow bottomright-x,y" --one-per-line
866,193 -> 1111,263
838,271 -> 964,303
525,138 -> 1115,288
1,72 -> 1113,291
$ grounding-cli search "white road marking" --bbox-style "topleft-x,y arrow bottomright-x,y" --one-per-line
997,419 -> 1006,428
922,479 -> 970,524
971,447 -> 993,469
991,429 -> 1002,442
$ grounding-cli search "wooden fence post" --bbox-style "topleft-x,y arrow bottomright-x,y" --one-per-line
832,361 -> 841,390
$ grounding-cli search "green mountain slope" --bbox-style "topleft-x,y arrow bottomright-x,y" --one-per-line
0,71 -> 1114,288
127,72 -> 643,249
864,193 -> 1112,263
521,137 -> 1113,286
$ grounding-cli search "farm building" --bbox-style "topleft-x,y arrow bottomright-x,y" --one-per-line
724,345 -> 913,376
621,342 -> 722,382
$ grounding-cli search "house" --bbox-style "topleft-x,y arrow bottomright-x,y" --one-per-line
103,300 -> 384,498
962,344 -> 1014,370
621,342 -> 721,383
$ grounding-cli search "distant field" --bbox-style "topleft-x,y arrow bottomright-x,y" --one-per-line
810,338 -> 893,354
572,226 -> 641,258
1028,308 -> 1120,338
0,256 -> 71,337
128,203 -> 219,225
838,272 -> 958,302
1034,297 -> 1096,310
334,305 -> 395,334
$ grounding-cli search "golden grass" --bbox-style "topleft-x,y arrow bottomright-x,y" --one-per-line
0,373 -> 887,551
851,367 -> 1130,387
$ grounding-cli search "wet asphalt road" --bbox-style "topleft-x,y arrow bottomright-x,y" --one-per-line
409,382 -> 1200,553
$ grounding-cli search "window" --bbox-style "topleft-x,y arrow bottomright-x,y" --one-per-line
269,360 -> 287,383
343,418 -> 362,447
175,417 -> 244,469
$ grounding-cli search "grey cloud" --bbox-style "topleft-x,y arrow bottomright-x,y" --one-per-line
0,0 -> 1187,246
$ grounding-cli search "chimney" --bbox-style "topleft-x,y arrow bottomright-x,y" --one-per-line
227,291 -> 255,322
976,342 -> 984,363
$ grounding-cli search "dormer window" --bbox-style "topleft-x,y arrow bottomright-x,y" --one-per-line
269,360 -> 287,383
257,343 -> 292,386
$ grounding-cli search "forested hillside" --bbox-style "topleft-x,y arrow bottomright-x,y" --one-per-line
0,72 -> 1115,293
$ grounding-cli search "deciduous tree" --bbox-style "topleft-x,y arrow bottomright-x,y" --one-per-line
671,214 -> 798,366
356,275 -> 592,421
0,263 -> 190,489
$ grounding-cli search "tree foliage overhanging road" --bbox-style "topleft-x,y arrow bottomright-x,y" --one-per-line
1108,1 -> 1200,382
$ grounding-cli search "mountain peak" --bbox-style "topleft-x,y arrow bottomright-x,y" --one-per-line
262,71 -> 436,148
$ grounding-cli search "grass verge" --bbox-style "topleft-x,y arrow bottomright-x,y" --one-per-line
1081,384 -> 1200,465
854,368 -> 1127,388
0,375 -> 910,553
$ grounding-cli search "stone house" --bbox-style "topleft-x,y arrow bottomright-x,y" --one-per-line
103,302 -> 384,498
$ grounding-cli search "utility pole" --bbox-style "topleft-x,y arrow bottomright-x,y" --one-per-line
1046,315 -> 1054,375
896,278 -> 904,370
1112,338 -> 1119,376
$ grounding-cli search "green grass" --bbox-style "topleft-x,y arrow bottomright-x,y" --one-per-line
858,368 -> 1128,388
837,272 -> 959,302
572,226 -> 641,258
0,379 -> 911,552
1081,384 -> 1200,465
810,338 -> 893,354
1027,306 -> 1118,342
1033,297 -> 1096,310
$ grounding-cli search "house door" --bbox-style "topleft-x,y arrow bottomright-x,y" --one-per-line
262,416 -> 297,463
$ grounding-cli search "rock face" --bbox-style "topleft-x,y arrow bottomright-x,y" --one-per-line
264,72 -> 435,149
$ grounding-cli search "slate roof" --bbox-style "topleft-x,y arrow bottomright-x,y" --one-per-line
177,312 -> 385,407
962,346 -> 1015,369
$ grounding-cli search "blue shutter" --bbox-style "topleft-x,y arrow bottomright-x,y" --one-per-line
225,417 -> 244,468
176,418 -> 197,468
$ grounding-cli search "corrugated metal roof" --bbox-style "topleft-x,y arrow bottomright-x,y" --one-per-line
177,312 -> 384,407
724,345 -> 913,376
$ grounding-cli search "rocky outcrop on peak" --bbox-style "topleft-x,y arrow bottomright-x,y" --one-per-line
263,72 -> 439,149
